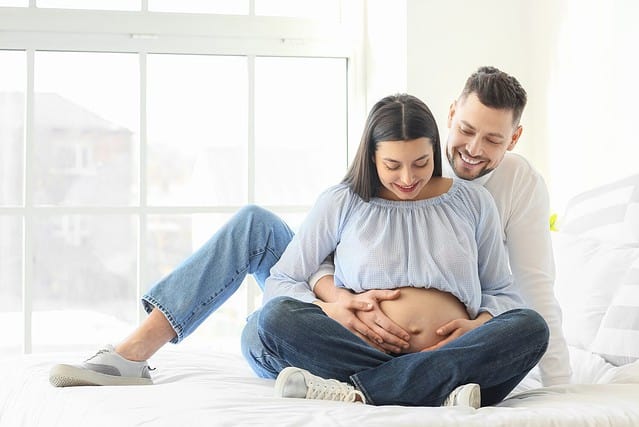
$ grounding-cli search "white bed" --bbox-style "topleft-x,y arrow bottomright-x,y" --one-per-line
1,346 -> 639,427
2,174 -> 639,427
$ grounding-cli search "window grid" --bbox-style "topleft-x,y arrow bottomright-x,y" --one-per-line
137,51 -> 148,324
0,4 -> 364,354
22,48 -> 35,353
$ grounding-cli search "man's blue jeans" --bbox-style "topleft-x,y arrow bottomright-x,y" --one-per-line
142,205 -> 294,343
241,296 -> 549,407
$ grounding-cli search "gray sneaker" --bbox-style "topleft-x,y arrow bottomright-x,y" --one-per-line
49,345 -> 153,387
274,367 -> 366,403
442,383 -> 481,408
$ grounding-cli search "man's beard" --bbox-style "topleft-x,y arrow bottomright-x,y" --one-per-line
446,149 -> 493,181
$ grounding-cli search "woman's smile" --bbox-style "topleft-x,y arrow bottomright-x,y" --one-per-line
394,181 -> 420,193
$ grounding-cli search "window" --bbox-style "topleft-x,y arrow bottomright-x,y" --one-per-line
0,3 -> 362,354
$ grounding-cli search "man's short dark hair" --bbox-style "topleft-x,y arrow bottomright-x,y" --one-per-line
460,66 -> 527,125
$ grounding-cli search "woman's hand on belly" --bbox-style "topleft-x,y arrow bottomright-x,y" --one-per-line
314,284 -> 411,353
378,287 -> 471,354
350,291 -> 412,353
419,311 -> 494,352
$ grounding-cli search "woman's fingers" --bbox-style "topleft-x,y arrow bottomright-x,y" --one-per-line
356,310 -> 409,351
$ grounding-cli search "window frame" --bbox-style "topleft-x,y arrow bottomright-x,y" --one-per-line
0,2 -> 366,353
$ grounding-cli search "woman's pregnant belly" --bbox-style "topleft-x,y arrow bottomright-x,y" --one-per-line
379,287 -> 470,353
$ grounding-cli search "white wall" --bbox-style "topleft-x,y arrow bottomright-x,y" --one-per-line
545,0 -> 639,212
404,0 -> 545,171
364,0 -> 407,105
366,0 -> 639,214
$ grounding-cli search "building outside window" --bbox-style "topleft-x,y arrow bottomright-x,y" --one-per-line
0,1 -> 364,355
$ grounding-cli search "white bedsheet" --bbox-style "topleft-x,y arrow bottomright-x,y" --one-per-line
2,346 -> 639,427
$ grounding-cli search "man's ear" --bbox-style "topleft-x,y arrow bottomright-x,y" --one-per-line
447,101 -> 457,128
507,125 -> 523,151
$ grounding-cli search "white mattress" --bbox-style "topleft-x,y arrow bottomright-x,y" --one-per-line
2,345 -> 639,427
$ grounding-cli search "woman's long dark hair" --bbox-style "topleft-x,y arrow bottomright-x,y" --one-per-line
342,94 -> 441,201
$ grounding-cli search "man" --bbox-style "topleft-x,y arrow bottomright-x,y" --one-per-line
50,66 -> 569,392
445,66 -> 570,386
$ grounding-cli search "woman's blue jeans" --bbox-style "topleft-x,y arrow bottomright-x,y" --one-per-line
241,297 -> 549,407
142,205 -> 294,343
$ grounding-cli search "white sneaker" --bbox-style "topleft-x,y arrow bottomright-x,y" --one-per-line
442,383 -> 481,408
49,344 -> 153,387
275,367 -> 366,404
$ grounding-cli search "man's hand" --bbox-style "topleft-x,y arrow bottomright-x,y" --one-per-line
420,311 -> 493,352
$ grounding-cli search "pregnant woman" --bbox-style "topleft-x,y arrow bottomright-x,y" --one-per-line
241,93 -> 549,408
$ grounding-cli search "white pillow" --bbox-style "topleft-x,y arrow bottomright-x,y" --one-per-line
553,231 -> 639,350
625,202 -> 639,242
590,258 -> 639,365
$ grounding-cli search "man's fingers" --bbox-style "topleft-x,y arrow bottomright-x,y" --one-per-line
369,289 -> 401,302
421,337 -> 450,352
436,319 -> 459,336
347,299 -> 373,311
422,329 -> 463,352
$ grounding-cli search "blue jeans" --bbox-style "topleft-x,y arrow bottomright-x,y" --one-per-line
241,297 -> 549,407
142,205 -> 294,343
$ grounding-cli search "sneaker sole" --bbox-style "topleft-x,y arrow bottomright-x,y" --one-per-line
274,366 -> 303,398
466,384 -> 481,409
49,364 -> 153,387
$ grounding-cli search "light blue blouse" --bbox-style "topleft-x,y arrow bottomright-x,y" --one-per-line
263,179 -> 524,318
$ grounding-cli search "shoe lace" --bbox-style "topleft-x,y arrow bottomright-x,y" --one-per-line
84,347 -> 111,362
306,378 -> 360,402
84,346 -> 155,373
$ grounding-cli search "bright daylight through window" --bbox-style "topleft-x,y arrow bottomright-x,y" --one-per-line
0,0 -> 356,355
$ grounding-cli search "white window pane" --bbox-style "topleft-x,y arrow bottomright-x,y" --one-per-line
147,54 -> 248,206
0,216 -> 22,356
32,214 -> 137,352
255,57 -> 347,206
37,0 -> 140,11
275,210 -> 307,234
0,50 -> 25,207
34,52 -> 139,206
145,214 -> 235,285
255,0 -> 341,21
148,0 -> 247,14
145,213 -> 247,350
